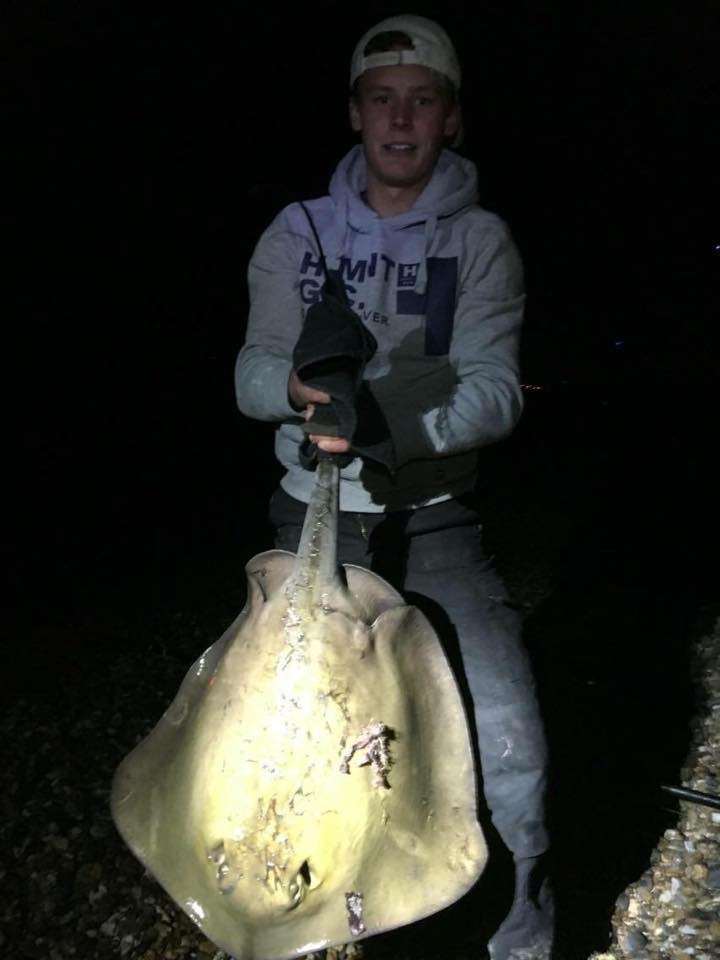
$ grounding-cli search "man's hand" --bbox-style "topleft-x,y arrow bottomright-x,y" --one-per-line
288,370 -> 351,455
306,423 -> 351,454
288,369 -> 330,410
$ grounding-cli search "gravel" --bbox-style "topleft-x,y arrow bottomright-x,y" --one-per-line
590,619 -> 720,960
1,614 -> 231,960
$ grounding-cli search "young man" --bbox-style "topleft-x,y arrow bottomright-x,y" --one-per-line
236,15 -> 553,960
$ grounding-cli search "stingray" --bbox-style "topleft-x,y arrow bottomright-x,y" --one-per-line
111,459 -> 487,959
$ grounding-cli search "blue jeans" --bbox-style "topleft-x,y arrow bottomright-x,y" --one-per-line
269,488 -> 549,859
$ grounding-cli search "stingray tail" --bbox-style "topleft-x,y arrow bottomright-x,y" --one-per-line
294,456 -> 340,596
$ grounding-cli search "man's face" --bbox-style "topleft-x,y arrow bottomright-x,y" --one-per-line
349,64 -> 460,196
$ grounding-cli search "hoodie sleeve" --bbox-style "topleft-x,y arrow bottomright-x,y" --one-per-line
375,219 -> 525,466
234,210 -> 305,422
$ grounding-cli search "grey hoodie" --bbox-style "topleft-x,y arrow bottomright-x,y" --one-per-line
235,146 -> 524,513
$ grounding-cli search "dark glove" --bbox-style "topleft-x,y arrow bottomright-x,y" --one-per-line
297,380 -> 397,472
351,382 -> 396,472
294,272 -> 388,470
293,272 -> 377,439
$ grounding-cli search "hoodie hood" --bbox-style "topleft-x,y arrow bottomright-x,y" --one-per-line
328,146 -> 479,292
329,144 -> 478,230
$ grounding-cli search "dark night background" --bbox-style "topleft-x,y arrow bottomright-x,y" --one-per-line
5,1 -> 720,956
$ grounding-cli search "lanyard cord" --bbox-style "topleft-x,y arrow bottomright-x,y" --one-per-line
298,201 -> 350,306
298,202 -> 331,285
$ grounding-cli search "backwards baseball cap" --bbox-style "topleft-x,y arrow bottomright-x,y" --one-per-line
350,14 -> 461,91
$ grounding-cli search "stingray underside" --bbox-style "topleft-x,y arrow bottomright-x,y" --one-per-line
111,548 -> 487,959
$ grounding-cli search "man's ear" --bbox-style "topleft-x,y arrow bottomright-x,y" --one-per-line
349,97 -> 363,133
443,102 -> 462,142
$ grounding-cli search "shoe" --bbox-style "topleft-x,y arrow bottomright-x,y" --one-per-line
487,854 -> 554,960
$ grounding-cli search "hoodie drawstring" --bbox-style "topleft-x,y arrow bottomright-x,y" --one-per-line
415,214 -> 437,295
